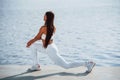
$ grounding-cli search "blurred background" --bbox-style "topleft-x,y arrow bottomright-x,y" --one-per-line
0,0 -> 120,66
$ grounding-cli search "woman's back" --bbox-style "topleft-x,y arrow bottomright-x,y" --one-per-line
41,26 -> 56,46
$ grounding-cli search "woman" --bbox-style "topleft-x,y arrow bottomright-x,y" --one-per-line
26,11 -> 95,73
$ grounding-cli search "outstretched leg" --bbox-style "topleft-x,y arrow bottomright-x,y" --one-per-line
46,43 -> 87,69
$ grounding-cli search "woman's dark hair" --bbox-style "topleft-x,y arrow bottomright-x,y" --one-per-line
44,11 -> 54,48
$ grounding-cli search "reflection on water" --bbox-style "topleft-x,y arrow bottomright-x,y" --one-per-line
0,0 -> 120,66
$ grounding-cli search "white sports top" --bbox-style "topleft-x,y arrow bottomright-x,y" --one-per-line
41,33 -> 54,40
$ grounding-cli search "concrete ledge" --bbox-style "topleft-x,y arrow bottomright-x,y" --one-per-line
0,65 -> 119,80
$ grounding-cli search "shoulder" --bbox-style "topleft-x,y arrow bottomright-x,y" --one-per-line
41,25 -> 46,29
39,25 -> 46,31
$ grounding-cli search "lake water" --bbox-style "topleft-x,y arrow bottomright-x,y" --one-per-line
0,0 -> 120,66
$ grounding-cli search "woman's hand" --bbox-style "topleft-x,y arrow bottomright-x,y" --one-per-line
26,27 -> 43,48
26,39 -> 33,48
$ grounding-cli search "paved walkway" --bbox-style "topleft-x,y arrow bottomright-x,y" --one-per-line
0,65 -> 119,80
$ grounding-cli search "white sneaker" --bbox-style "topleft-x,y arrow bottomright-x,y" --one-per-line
86,61 -> 96,73
28,64 -> 41,71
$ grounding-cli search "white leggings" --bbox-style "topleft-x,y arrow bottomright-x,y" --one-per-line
30,41 -> 88,69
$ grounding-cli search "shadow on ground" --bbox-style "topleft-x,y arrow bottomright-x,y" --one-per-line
0,70 -> 90,80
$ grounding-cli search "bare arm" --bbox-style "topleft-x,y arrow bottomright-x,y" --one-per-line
26,27 -> 43,48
